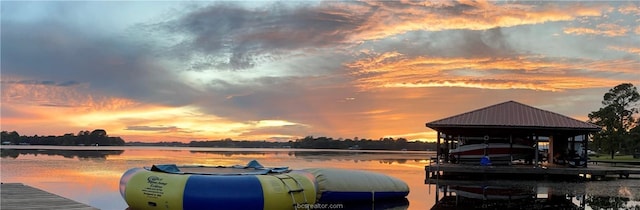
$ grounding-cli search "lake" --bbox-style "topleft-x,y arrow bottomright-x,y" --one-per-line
1,145 -> 640,210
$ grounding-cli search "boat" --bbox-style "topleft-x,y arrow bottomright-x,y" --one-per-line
119,160 -> 409,210
449,143 -> 534,162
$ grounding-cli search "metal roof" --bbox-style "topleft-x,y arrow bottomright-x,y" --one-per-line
425,101 -> 601,131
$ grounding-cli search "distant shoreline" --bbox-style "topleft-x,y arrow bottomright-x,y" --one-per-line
0,144 -> 435,154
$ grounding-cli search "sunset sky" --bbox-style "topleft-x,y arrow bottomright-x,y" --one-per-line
2,1 -> 639,142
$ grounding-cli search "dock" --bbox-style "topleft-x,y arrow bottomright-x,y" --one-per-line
1,183 -> 98,210
425,163 -> 640,181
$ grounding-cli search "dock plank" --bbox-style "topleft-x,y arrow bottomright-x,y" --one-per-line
425,163 -> 640,180
1,183 -> 98,210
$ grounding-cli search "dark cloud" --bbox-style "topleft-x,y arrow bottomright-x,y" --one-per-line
2,80 -> 81,87
158,2 -> 370,70
1,18 -> 200,107
358,27 -> 518,60
39,103 -> 76,107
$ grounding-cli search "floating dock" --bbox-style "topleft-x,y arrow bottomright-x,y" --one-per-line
425,163 -> 640,181
1,183 -> 98,210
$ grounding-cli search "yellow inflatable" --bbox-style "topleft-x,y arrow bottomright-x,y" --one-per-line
120,166 -> 316,210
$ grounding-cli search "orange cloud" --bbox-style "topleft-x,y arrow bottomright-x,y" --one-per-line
1,78 -> 139,112
1,79 -> 143,136
564,23 -> 629,36
618,3 -> 640,15
1,79 -> 310,142
343,1 -> 607,41
347,53 -> 639,91
608,46 -> 640,56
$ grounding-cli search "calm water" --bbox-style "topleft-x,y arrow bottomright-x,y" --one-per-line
2,146 -> 640,210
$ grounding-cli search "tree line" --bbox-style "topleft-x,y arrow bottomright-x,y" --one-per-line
1,129 -> 434,151
588,83 -> 640,158
291,136 -> 435,150
1,129 -> 125,146
129,136 -> 437,151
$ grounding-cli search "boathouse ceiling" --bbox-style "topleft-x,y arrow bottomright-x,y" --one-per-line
425,101 -> 601,136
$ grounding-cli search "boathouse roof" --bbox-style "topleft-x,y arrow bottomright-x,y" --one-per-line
425,101 -> 600,132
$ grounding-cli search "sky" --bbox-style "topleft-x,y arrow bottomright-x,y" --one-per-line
1,1 -> 639,142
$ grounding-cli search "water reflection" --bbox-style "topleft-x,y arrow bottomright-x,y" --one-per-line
323,198 -> 409,210
1,146 -> 432,209
429,179 -> 640,210
189,150 -> 279,157
0,148 -> 123,160
1,146 -> 431,164
190,150 -> 430,164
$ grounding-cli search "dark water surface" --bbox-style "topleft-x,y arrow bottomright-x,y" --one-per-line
2,146 -> 640,210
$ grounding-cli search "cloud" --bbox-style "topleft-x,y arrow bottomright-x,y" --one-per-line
618,3 -> 640,15
1,77 -> 139,110
125,125 -> 178,132
153,1 -> 609,72
1,19 -> 200,107
158,2 -> 368,70
608,46 -> 640,56
347,1 -> 607,40
347,52 -> 639,91
238,124 -> 311,139
564,23 -> 629,37
2,80 -> 80,87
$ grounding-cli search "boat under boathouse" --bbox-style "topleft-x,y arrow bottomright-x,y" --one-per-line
425,100 -> 601,168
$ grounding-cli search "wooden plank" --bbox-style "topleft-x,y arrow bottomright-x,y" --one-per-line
589,160 -> 640,166
425,163 -> 640,180
1,183 -> 98,210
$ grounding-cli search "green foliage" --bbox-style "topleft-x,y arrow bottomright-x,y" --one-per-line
589,83 -> 640,159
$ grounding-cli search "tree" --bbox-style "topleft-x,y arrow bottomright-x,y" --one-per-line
90,129 -> 107,137
629,119 -> 640,152
1,131 -> 20,144
588,83 -> 640,159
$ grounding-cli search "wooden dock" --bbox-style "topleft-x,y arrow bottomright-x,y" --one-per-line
425,163 -> 640,181
1,183 -> 98,210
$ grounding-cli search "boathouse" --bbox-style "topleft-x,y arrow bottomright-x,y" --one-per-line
425,101 -> 601,167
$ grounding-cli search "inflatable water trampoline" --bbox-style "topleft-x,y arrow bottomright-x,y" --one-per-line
120,160 -> 409,210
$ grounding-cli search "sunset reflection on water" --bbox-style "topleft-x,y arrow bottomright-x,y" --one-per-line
1,146 -> 436,210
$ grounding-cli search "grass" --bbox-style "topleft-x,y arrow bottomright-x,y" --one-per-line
589,154 -> 640,162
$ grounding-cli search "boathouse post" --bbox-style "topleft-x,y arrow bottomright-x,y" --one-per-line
534,134 -> 539,167
483,135 -> 489,157
456,135 -> 461,163
444,135 -> 450,163
509,135 -> 513,163
584,134 -> 589,168
570,136 -> 575,165
449,136 -> 454,162
436,131 -> 441,164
